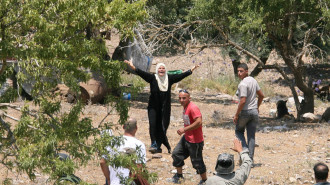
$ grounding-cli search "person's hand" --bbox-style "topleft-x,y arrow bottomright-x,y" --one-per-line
177,128 -> 185,135
230,138 -> 243,153
191,65 -> 200,72
233,114 -> 238,125
124,60 -> 135,70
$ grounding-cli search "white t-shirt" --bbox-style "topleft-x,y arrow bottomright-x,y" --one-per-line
237,76 -> 260,110
106,135 -> 146,185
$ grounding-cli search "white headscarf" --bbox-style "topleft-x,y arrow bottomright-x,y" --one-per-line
155,63 -> 168,92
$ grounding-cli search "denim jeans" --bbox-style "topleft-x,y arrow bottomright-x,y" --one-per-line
235,109 -> 259,161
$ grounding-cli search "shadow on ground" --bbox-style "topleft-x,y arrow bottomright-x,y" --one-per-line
206,116 -> 329,132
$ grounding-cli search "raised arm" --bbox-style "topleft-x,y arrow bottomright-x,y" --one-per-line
230,138 -> 252,184
124,60 -> 153,83
170,65 -> 199,84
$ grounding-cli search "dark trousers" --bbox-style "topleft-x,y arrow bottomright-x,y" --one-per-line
148,108 -> 170,150
172,136 -> 206,174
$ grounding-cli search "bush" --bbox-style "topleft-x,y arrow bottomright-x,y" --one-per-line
0,87 -> 18,103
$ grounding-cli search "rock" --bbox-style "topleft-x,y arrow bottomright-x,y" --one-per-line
212,110 -> 222,122
322,107 -> 330,122
152,154 -> 162,159
171,169 -> 177,174
269,109 -> 277,118
263,97 -> 270,102
160,158 -> 169,162
301,113 -> 321,122
289,177 -> 297,183
216,93 -> 234,101
295,174 -> 303,180
263,126 -> 272,133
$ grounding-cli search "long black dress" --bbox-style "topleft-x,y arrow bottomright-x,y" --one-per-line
135,68 -> 192,151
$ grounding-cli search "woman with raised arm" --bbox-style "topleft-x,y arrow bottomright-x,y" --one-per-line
124,60 -> 199,153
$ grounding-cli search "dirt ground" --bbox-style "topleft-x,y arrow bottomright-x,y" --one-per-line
1,47 -> 329,184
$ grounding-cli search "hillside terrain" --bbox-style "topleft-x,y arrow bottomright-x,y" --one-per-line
0,45 -> 329,185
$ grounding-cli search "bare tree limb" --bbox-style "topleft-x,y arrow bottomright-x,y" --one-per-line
0,117 -> 18,150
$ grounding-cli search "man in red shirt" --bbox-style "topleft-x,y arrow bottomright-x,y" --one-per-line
169,90 -> 207,185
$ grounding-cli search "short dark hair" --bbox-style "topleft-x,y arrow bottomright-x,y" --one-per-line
237,63 -> 248,70
314,162 -> 329,180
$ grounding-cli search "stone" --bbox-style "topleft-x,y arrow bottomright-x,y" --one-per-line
263,97 -> 270,102
216,93 -> 234,101
269,109 -> 277,118
152,154 -> 162,159
301,113 -> 321,123
263,126 -> 272,133
289,177 -> 297,183
322,107 -> 330,122
295,174 -> 303,180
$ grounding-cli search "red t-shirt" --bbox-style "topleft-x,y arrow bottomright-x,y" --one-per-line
183,102 -> 203,143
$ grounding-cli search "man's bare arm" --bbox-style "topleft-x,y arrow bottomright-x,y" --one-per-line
177,117 -> 202,135
256,90 -> 264,111
100,158 -> 110,182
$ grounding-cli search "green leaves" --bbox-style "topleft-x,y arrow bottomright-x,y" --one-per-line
0,0 -> 149,183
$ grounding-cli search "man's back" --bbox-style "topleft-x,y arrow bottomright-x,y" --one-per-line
238,76 -> 260,110
108,135 -> 146,185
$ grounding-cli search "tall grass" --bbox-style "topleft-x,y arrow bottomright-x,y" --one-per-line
180,75 -> 240,95
122,72 -> 275,98
258,81 -> 276,97
180,75 -> 276,97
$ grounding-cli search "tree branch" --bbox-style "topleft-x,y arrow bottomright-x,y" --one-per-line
0,60 -> 7,76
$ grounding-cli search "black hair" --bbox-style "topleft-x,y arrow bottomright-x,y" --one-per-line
314,162 -> 329,180
237,63 -> 248,70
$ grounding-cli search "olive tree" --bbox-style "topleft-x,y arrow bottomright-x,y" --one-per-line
0,0 -> 154,183
188,0 -> 329,118
141,0 -> 329,118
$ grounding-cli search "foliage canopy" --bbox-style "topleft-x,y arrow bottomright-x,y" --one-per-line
0,0 -> 155,183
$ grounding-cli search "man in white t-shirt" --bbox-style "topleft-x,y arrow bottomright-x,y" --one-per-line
234,63 -> 264,164
100,118 -> 147,185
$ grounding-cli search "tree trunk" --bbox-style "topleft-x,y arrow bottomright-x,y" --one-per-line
299,89 -> 314,116
231,59 -> 241,77
279,54 -> 314,118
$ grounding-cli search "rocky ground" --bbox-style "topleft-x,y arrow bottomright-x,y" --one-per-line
1,47 -> 329,184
